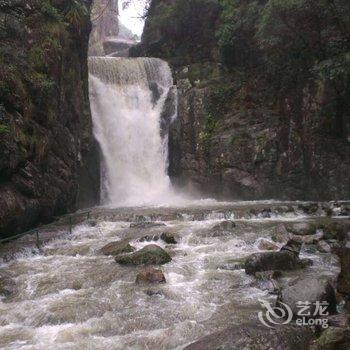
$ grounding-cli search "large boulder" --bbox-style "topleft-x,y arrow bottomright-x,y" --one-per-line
245,251 -> 301,275
316,219 -> 350,241
136,267 -> 166,284
245,240 -> 302,275
287,222 -> 315,236
272,224 -> 293,243
184,323 -> 314,350
334,247 -> 350,296
310,327 -> 350,350
278,276 -> 337,317
280,239 -> 302,256
115,244 -> 172,265
100,239 -> 135,256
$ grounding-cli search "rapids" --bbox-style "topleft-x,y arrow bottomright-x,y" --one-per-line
0,202 -> 341,349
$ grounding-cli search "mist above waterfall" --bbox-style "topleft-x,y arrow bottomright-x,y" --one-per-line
89,57 -> 179,207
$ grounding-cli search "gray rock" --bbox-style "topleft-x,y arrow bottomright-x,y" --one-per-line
334,247 -> 350,295
272,224 -> 293,243
245,250 -> 301,275
287,222 -> 315,236
293,231 -> 324,244
317,240 -> 332,253
326,314 -> 350,328
100,239 -> 135,256
212,220 -> 236,231
280,239 -> 303,256
184,323 -> 314,350
0,272 -> 16,297
257,238 -> 279,251
115,244 -> 172,265
278,276 -> 337,317
138,235 -> 159,242
160,232 -> 177,244
245,239 -> 303,275
130,222 -> 166,229
87,220 -> 97,227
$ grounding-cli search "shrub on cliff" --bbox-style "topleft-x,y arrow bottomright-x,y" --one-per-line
217,0 -> 350,139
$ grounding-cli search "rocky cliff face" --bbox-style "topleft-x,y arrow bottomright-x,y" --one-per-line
0,0 -> 98,238
133,0 -> 350,200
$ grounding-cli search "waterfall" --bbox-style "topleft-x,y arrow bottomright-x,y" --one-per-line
88,57 -> 177,206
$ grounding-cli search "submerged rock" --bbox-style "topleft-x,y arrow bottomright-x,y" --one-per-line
0,272 -> 16,297
100,239 -> 135,256
212,220 -> 236,231
87,220 -> 97,227
115,244 -> 172,265
245,239 -> 302,275
278,276 -> 337,316
184,323 -> 313,350
257,238 -> 279,251
136,267 -> 166,284
138,235 -> 159,242
145,289 -> 163,297
160,232 -> 177,244
130,222 -> 166,229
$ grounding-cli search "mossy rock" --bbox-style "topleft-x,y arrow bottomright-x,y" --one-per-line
310,327 -> 350,350
100,239 -> 135,256
115,244 -> 172,266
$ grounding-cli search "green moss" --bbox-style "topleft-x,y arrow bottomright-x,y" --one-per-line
0,124 -> 9,134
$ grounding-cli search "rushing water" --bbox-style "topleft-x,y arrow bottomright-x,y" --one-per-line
0,204 -> 341,349
89,57 -> 178,207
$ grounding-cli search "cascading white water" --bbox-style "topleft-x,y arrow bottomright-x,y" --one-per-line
88,57 -> 177,206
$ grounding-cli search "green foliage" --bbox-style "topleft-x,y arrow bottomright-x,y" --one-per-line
0,124 -> 9,134
207,84 -> 234,115
201,112 -> 218,152
217,0 -> 262,67
229,135 -> 236,146
147,0 -> 221,56
217,0 -> 350,84
65,0 -> 89,32
0,0 -> 88,117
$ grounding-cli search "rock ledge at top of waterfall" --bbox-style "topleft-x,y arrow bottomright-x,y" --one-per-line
88,57 -> 174,88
